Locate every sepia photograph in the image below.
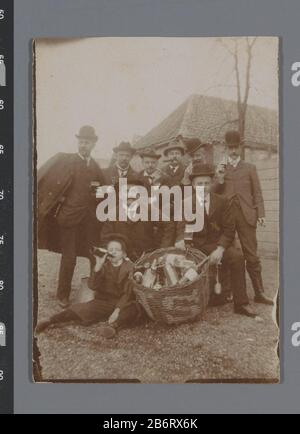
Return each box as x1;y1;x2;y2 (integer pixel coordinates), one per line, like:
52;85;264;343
33;36;279;383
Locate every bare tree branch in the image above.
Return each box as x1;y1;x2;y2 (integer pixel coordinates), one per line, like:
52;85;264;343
233;41;242;109
215;37;258;158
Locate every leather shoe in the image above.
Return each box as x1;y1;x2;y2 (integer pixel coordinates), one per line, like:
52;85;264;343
234;304;257;318
98;325;117;339
208;293;231;307
254;294;274;306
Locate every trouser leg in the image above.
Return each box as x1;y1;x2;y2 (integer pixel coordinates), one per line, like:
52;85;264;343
234;205;264;295
57;225;77;300
50;309;79;325
219;264;232;298
115;301;146;329
222;246;249;307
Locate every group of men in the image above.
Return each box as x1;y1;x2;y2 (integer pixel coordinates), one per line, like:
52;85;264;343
38;124;274;321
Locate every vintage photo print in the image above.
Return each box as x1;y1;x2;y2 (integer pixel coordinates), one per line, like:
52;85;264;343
33;37;279;383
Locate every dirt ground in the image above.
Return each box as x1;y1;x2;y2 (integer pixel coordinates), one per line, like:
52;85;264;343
35;250;279;383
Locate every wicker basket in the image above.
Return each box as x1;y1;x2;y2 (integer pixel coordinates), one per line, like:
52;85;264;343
131;247;210;325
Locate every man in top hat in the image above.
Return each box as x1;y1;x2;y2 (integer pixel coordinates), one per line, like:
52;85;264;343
138;148;161;189
104;141;138;186
38;125;105;307
159;137;186;187
213;130;273;305
182;138;207;185
175;163;257;318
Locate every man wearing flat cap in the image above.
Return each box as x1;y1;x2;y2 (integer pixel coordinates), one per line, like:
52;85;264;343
104;141;138;186
176;163;257;318
213;130;273;305
38;125;105;308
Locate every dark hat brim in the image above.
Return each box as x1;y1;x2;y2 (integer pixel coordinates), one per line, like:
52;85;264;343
139;152;161;160
113;146;136;154
189;172;215;180
189;165;215;180
76;134;98;142
163;145;185;157
225;142;242;148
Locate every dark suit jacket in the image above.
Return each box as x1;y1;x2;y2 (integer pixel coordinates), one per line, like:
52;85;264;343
176;192;235;250
159;162;185;187
88;259;134;308
103;165;138;186
212;160;265;227
138;169;161;190
37;152;104;256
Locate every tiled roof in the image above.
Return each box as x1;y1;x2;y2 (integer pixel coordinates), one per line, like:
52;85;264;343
134;94;278;150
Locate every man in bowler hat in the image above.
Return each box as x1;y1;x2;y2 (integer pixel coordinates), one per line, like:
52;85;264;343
104;141;138;186
214;130;273;305
38;125;105;308
176;163;257;318
159;137;186;187
137;148;173;248
182;138;207;185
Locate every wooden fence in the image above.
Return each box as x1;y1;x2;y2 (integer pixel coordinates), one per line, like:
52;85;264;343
255;157;279;259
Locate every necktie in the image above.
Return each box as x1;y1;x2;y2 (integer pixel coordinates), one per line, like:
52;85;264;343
204;199;209;216
202;200;209;234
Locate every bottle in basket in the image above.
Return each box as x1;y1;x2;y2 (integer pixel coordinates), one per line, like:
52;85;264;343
164;263;179;286
142;258;158;288
178;267;199;285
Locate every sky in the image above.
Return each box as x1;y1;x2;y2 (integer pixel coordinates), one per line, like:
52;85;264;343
35;37;278;166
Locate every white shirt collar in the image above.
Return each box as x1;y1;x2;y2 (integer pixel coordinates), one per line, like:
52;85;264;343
195;192;210;213
204;193;210;213
116;164;129;175
78;152;91;166
169;164;179;173
110;259;124;267
143;170;158;178
228;156;241;168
